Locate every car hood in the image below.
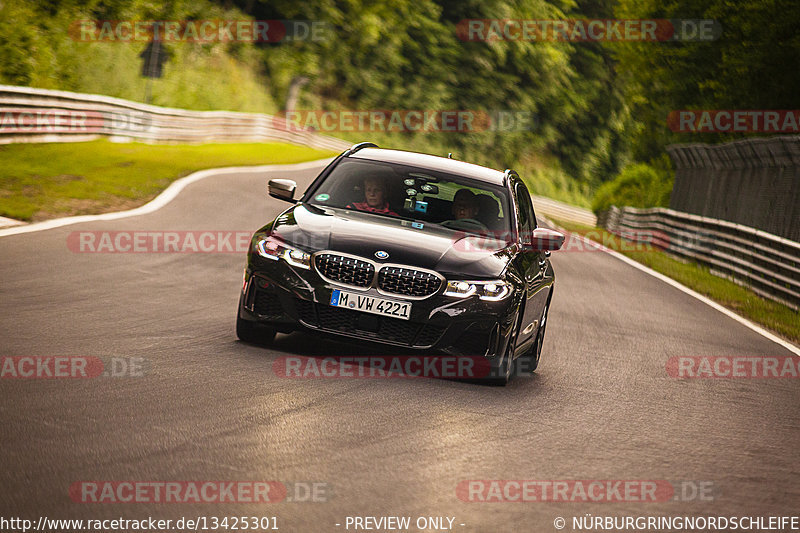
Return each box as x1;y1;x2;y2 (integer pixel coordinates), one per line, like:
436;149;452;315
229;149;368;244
265;204;515;279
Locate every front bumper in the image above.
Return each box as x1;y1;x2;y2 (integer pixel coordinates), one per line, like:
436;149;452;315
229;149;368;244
239;255;518;358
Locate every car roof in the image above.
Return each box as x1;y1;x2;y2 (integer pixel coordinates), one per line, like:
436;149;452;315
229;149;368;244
349;147;508;186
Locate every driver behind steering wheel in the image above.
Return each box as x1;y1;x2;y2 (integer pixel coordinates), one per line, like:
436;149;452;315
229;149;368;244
443;189;488;231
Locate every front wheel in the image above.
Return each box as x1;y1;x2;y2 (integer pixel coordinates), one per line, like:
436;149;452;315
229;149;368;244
519;301;550;373
486;313;521;386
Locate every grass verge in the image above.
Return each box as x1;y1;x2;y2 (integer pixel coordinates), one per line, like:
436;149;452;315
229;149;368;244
0;139;337;221
552;218;800;345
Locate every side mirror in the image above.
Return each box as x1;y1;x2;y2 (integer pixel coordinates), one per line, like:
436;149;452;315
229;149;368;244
268;179;297;202
526;228;565;251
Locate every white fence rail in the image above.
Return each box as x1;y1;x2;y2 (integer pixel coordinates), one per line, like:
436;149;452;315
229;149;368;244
532;196;597;227
599;206;800;310
0;84;351;152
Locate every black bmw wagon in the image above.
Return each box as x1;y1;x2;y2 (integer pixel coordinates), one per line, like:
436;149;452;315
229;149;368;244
236;142;565;384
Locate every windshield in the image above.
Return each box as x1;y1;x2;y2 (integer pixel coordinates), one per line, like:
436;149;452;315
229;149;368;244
306;158;512;236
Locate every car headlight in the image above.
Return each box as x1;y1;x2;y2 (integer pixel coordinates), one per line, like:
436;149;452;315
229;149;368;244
444;280;511;301
256;236;311;270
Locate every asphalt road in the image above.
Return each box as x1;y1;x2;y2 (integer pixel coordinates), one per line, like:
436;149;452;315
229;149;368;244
1;161;798;532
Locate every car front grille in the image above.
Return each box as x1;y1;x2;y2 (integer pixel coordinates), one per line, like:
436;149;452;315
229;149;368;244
378;267;442;297
314;253;442;298
314;253;374;288
294;299;445;347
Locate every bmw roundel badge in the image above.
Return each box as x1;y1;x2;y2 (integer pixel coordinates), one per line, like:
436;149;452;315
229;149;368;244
375;250;389;260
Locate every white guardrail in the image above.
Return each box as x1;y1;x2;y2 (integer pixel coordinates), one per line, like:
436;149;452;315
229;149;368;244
0;84;351;151
532;196;597;227
599;205;800;310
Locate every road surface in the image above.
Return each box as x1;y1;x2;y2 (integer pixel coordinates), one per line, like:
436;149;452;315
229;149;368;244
1;162;798;531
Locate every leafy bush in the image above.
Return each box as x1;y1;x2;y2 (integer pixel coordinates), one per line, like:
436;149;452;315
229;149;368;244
591;163;672;214
0;0;277;113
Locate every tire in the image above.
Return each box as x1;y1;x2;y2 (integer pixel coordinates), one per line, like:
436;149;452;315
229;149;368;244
236;315;277;345
486;313;520;386
518;300;550;373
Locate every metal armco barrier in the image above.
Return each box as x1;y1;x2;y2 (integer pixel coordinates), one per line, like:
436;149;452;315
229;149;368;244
599;205;800;310
532;196;597;227
0;84;351;152
667;136;800;242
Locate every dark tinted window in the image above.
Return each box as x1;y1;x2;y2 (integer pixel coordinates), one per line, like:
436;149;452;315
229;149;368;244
308;158;511;235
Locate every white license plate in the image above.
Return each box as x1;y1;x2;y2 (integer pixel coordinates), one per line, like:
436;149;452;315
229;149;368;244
329;289;411;320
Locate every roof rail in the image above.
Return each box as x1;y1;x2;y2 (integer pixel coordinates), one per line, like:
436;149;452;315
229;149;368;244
347;142;378;154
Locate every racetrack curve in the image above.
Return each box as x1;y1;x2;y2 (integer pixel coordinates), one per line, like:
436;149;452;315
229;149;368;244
1;161;798;531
